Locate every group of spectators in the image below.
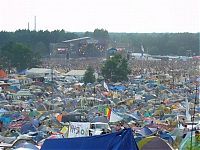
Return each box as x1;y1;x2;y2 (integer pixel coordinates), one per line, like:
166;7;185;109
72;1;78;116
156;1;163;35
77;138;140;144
41;57;199;80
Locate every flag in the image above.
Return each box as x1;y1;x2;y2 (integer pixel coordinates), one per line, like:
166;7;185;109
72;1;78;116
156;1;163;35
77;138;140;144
104;107;111;119
98;105;104;115
185;97;190;121
141;45;144;52
109;110;123;123
103;81;109;92
141;45;144;57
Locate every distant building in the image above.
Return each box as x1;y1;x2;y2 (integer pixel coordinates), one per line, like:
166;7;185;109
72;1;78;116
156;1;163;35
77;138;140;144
65;70;86;81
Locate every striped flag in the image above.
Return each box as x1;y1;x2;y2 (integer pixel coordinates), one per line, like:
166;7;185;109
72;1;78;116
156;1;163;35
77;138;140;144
104;107;111;119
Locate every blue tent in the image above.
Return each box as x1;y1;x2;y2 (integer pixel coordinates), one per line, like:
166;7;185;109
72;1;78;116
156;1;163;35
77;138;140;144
20;123;37;134
18;69;28;75
41;128;139;150
139;126;153;136
109;85;126;91
159;131;174;144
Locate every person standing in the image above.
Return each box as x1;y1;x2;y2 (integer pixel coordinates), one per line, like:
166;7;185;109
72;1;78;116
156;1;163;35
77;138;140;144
0;121;3;132
182;125;188;139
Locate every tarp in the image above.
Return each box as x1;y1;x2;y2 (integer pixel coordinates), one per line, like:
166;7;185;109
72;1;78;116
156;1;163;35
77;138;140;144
41;128;139;150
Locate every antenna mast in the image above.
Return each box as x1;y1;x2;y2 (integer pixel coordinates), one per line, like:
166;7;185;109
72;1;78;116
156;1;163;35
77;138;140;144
34;16;36;31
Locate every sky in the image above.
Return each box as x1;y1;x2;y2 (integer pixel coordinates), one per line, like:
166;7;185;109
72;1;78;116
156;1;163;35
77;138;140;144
0;0;199;33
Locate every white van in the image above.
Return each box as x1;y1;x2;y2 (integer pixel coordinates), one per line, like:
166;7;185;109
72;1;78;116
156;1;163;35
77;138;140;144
89;122;111;136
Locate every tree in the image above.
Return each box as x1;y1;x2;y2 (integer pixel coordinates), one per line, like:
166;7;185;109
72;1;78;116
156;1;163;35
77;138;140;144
93;28;109;50
101;54;131;82
83;66;95;84
0;42;41;72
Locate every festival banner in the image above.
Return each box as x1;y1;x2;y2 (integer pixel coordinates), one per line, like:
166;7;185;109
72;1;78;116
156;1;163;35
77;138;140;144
68;122;90;138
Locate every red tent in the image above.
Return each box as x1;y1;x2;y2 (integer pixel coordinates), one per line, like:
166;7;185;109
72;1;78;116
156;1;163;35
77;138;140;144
0;70;7;78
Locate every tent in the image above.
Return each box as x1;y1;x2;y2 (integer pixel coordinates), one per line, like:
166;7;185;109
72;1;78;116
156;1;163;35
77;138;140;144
41;128;139;150
20;123;37;134
138;136;174;150
14;142;39;150
0;108;8;114
109;85;126;91
91;116;109;123
139;126;153;137
159;131;174;144
0;70;7;78
18;69;28;75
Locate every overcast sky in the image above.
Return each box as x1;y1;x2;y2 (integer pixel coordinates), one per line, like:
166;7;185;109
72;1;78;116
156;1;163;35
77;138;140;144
0;0;199;33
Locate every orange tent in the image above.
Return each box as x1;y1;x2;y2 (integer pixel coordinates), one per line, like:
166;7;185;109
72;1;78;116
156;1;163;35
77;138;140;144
0;70;7;78
56;113;63;122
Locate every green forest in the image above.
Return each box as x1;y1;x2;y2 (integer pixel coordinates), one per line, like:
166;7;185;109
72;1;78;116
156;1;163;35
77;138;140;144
0;29;199;56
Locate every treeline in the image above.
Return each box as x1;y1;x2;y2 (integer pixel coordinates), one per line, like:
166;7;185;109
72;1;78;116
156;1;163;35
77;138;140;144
0;29;78;56
0;29;199;56
109;33;199;56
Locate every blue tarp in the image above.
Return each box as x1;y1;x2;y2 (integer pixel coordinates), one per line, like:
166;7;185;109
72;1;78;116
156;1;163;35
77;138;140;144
109;85;126;91
41;128;139;150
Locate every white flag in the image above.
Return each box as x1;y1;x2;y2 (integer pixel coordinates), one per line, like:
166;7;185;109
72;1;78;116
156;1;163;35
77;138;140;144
109;110;123;123
141;45;144;52
103;81;109;91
